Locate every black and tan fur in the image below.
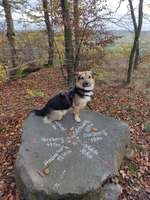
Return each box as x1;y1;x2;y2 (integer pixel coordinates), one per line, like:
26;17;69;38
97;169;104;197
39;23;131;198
34;71;95;123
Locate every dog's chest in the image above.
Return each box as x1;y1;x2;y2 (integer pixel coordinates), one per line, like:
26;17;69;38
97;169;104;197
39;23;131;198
74;92;92;108
83;96;91;102
82;91;93;102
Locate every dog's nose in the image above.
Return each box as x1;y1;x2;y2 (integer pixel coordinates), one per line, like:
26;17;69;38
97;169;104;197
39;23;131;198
83;82;90;87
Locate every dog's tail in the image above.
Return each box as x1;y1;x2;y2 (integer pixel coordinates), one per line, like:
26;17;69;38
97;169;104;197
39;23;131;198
32;106;50;117
33;109;46;116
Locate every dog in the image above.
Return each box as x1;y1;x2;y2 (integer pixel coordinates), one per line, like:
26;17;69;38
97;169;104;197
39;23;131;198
34;71;95;123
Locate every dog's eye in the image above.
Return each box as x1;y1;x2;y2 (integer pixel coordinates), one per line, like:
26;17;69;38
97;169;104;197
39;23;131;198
80;77;84;80
88;76;91;79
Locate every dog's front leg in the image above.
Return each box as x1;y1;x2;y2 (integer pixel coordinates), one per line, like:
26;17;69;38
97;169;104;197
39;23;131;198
73;106;81;122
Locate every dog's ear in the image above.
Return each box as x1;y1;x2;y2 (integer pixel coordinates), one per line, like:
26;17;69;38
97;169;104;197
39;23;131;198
90;70;96;78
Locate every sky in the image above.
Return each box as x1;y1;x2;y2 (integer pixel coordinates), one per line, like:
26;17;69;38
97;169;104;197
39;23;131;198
1;0;150;31
106;0;150;30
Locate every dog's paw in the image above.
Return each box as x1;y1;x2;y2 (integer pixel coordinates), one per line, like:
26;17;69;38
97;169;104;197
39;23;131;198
75;117;81;123
43;116;52;124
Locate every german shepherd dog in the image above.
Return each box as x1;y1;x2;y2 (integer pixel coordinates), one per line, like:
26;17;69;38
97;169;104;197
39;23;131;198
34;71;95;123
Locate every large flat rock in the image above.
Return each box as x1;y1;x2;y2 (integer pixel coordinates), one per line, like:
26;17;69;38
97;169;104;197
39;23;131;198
15;111;129;200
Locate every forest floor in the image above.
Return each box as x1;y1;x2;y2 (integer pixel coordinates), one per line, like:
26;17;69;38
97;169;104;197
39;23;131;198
0;59;150;200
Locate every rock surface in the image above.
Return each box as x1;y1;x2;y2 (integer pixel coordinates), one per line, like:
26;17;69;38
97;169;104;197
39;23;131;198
102;183;122;200
15;111;129;200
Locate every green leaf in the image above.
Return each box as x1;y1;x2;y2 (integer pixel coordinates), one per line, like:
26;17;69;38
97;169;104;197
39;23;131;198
134;144;146;152
143;122;150;132
27;89;44;98
33;90;44;97
128;161;137;174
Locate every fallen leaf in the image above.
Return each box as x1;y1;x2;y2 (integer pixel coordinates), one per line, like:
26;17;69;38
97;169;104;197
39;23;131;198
43;167;49;176
91;127;98;132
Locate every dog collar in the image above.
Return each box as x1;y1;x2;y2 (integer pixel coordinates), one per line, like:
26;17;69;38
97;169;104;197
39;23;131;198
75;87;93;93
75;87;93;98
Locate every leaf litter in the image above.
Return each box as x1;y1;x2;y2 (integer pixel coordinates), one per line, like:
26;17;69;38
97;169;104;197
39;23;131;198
0;68;149;200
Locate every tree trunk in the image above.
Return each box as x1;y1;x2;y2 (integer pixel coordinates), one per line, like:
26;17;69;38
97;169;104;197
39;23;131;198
127;37;138;84
73;0;79;68
60;0;74;86
2;0;16;77
133;39;140;70
127;0;143;84
73;0;79;51
42;0;54;66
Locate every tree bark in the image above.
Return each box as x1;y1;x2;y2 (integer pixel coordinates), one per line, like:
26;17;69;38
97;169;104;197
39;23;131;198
128;0;139;71
2;0;16;77
73;0;79;53
127;0;143;84
60;0;74;86
42;0;54;66
133;39;140;70
127;36;138;84
134;0;143;70
73;0;80;70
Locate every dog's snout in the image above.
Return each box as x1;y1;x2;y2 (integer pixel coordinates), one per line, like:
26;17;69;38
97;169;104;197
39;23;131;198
83;82;90;87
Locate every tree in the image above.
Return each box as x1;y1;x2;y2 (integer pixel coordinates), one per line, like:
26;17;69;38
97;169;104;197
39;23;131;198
2;0;17;77
127;0;144;84
73;0;107;69
73;0;80;70
60;0;74;86
60;0;107;83
128;0;140;71
42;0;54;66
73;0;79;55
